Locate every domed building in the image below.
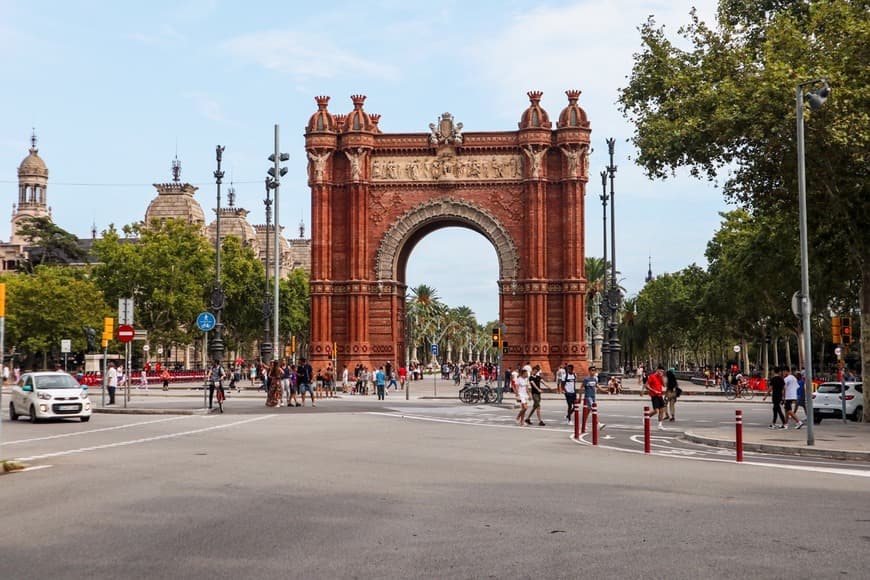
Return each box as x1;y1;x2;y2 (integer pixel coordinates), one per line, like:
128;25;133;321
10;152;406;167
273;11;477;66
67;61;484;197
143;157;206;228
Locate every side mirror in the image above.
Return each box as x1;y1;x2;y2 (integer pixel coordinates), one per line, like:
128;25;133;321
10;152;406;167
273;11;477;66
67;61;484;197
22;384;32;392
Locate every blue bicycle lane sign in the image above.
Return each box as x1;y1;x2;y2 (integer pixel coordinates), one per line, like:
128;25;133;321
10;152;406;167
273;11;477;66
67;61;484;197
196;312;216;332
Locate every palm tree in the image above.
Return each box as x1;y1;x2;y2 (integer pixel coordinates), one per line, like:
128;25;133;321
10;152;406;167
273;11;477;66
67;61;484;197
447;305;477;363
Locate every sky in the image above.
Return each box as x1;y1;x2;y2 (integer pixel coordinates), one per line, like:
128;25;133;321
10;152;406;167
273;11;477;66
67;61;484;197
0;0;728;324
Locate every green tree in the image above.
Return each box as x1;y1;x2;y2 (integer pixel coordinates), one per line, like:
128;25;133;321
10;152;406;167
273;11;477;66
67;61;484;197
90;220;212;356
15;216;88;272
220;235;268;355
4;266;110;368
619;0;868;415
278;268;310;356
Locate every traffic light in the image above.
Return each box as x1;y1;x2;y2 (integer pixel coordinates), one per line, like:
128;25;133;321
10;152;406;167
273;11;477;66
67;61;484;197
841;317;852;345
502;341;509;355
831;316;841;344
102;317;114;342
491;327;501;348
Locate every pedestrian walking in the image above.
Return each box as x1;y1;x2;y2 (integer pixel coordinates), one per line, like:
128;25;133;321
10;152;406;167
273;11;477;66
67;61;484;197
514;368;530;426
784;368;803;429
563;364;578;423
297;357;315;407
208;359;226;410
580;365;606;432
106;361;118;405
375;366;386;400
555;363;566;395
647;365;667;429
265;360;281;407
161;368;170;391
764;367;787;429
664;368;680;421
524;365;546;426
139;369;148;390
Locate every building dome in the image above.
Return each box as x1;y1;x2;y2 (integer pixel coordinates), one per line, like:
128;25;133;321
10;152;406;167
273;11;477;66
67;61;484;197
306;95;337;133
341;94;378;133
206;207;259;251
144;182;205;227
518;91;552;130
557;90;589;128
18;147;48;178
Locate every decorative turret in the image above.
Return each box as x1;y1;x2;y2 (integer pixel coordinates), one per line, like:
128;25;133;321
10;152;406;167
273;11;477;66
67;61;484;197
518;91;552;130
557;90;589;128
11;131;52;245
342;94;377;133
144;155;205;229
306;96;337;133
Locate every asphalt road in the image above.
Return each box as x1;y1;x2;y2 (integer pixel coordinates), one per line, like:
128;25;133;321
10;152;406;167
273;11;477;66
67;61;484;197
1;400;869;579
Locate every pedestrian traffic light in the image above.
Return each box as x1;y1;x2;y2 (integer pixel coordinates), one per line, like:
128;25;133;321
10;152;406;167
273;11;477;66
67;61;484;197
831;316;841;343
491;327;501;348
0;282;6;317
841;317;852;345
502;341;509;355
102;317;114;342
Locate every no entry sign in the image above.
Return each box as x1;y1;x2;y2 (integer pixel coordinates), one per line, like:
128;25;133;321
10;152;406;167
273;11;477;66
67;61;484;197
117;324;135;343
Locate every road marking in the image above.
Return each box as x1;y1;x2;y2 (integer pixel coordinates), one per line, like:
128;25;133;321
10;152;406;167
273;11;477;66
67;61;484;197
3;416;191;445
576;433;870;478
13;416;274;461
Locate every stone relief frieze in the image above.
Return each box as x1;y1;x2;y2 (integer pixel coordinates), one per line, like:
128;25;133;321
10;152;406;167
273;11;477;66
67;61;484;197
371;153;522;183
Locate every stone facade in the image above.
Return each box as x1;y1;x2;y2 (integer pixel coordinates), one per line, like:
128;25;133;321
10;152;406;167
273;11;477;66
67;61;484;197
305;91;592;377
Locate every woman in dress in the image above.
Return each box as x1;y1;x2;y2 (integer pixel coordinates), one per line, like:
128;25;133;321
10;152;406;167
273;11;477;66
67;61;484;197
514;368;530;426
266;360;281;407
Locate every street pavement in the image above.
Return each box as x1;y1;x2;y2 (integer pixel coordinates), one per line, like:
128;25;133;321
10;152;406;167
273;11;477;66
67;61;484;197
8;377;865;462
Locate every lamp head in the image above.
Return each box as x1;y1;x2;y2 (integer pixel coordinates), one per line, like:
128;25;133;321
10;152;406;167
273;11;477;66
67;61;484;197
807;80;830;111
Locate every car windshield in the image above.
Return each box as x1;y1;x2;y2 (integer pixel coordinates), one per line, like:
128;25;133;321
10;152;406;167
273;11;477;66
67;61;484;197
34;375;81;389
817;384;842;394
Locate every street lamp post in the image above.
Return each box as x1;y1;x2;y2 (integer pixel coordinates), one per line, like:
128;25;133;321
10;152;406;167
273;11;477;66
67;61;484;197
605;138;622;376
260;177;273;365
209;145;226;365
266;125;289;361
599;170;609;373
796;78;830;447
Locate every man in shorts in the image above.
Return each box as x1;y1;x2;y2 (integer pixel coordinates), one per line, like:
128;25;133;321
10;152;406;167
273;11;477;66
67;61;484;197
297;357;316;407
580;365;606;433
647;365;666;429
563;364;578;423
783;367;803;429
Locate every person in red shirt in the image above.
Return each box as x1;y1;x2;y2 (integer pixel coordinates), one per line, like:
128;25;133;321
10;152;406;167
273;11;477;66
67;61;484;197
647;365;667;429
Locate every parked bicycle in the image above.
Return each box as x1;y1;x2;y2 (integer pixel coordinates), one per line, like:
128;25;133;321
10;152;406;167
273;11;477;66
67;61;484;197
459;382;497;404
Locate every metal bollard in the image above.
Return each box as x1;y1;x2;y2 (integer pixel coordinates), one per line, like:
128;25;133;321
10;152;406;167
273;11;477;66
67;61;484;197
736;409;743;463
643;405;651;454
592;401;599;446
573;405;580;440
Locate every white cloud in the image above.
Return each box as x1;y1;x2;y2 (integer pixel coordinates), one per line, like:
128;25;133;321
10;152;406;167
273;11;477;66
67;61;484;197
222;29;399;82
129;24;186;46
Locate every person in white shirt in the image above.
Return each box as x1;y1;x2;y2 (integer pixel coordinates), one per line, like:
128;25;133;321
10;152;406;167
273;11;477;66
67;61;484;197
106;362;118;405
563;364;578;423
341;365;350;393
514;368;530;426
783;368;803;429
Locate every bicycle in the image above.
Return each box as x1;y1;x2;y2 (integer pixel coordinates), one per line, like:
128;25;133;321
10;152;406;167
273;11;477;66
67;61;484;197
724;383;755;401
214;382;226;413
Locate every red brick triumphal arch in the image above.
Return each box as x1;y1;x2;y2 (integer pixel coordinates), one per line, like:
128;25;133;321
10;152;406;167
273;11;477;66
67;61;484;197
304;91;592;377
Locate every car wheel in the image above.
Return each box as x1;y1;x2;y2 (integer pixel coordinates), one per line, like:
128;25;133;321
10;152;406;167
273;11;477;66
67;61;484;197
852;406;864;423
812;412;822;424
80;416;90;422
29;405;38;424
9;402;18;421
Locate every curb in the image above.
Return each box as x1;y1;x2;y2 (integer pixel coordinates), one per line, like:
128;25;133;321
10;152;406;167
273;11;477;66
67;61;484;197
682;431;870;462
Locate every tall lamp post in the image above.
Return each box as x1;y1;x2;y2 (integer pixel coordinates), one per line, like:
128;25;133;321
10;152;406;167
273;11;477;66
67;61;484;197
260;177;273;365
209;145;226;364
796;78;831;447
605;138;622;376
599;170;609;373
266;125;289;359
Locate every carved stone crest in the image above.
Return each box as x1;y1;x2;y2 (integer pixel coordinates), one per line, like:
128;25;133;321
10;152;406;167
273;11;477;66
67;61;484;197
428;112;464;146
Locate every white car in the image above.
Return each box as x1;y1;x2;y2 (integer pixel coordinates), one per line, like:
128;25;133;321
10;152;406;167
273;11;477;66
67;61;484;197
9;371;92;423
812;382;863;423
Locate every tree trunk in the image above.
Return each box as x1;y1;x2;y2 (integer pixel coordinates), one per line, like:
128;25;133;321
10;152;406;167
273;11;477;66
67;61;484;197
785;335;793;369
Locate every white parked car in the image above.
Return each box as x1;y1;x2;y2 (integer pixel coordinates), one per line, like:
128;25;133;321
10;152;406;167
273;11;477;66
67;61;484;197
812;382;863;423
9;371;92;423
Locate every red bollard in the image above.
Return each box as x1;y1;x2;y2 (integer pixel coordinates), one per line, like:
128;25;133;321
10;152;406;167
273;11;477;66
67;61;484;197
581;395;588;434
573;404;580;440
592;402;599;446
736;409;743;463
643;405;651;455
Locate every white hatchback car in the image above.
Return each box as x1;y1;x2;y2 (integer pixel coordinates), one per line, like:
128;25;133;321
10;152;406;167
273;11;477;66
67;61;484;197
9;371;92;423
812;382;863;423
